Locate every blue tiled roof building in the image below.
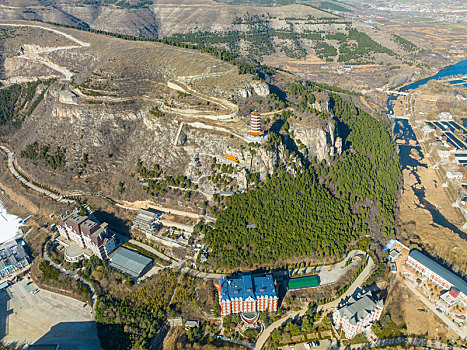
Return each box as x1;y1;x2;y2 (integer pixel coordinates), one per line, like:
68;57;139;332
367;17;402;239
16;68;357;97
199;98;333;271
219;274;278;316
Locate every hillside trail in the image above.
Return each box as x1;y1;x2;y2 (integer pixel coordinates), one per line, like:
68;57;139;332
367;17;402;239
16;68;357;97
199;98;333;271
0;23;90;81
1;23;244;122
0;24;96;168
162;79;239;120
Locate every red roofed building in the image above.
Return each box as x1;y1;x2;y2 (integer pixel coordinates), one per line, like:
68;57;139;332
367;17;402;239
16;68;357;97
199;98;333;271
407;250;467;308
57;210;116;259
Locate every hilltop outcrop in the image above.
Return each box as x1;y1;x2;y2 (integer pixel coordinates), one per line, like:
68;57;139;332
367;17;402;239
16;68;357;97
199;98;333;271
0;22;337;205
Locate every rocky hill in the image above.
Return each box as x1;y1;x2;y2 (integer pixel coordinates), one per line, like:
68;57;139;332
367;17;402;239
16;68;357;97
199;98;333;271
0;22;340;209
0;0;331;38
0;0;423;69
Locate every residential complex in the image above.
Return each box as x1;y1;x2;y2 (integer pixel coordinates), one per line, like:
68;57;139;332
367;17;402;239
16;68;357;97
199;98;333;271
0;239;29;278
333;288;384;339
406;250;467;307
57;210;116;259
132;208;162;236
219;274;278;316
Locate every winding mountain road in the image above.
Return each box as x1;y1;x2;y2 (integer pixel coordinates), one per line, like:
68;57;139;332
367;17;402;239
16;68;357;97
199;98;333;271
0;145;73;204
0;23;90;47
42;238;97;313
0;23;90;81
254;254;375;350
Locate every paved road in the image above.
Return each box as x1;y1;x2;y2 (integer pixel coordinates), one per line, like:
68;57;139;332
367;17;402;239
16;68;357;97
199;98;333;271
255;255;375;350
116;234;225;280
42;238;97;313
342;336;465;350
128;202;215;222
290;250;366;285
317;256;374;312
0;145;73;204
403;280;466;339
77;192;215;222
178;261;224;280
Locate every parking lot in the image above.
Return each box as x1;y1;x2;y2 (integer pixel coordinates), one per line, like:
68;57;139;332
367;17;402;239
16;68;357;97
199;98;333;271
279;340;331;350
0;278;101;349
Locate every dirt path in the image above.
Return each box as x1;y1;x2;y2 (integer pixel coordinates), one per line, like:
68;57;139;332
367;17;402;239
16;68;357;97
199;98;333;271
184;121;245;140
0;23;90;82
1;22;243;123
0;23;90;47
163;80;238;120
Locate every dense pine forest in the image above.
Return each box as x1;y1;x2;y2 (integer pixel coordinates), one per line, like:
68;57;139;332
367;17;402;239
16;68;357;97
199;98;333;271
320;94;401;234
203;167;363;269
204;87;401;269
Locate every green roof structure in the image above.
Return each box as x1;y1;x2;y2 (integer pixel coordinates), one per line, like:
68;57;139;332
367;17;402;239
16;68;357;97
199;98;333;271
109;247;152;279
288;275;320;290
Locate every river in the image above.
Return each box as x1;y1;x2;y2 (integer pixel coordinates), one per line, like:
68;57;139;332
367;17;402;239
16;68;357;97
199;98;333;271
390;59;467;239
0;200;23;243
400;59;467;91
388;59;467;116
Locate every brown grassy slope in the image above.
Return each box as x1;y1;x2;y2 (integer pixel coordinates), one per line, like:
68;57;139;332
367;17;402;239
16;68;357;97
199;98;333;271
0;0;332;38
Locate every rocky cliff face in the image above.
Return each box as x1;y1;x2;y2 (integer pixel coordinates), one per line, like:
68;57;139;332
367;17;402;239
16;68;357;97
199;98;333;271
291;118;338;162
236;81;270;99
0;23;338;202
312;92;330;113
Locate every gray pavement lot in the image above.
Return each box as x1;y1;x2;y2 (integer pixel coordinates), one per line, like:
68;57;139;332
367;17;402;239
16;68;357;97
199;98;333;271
279;340;330;350
1;278;101;349
290;250;365;285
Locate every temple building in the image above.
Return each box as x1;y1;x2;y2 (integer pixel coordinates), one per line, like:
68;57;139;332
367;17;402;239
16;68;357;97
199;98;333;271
244;111;267;143
219;274;278;316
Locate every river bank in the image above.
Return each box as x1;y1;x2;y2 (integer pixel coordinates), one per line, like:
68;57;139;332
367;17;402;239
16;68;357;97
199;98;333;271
396;150;467;273
391;59;467;274
399;58;467;92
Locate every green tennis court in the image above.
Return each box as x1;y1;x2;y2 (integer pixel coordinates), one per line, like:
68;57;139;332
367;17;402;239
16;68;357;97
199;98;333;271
288;275;320;290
